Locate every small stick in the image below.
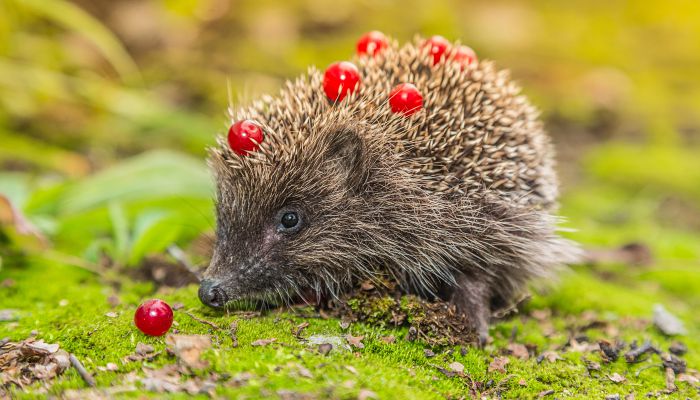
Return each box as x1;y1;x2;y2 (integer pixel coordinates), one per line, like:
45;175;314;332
624;340;659;363
184;310;221;330
230;321;239;348
69;354;96;387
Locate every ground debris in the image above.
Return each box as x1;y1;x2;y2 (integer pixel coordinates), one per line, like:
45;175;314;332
624;340;659;363
0;338;70;394
251;338;277;347
598;339;623;362
165;334;212;370
488;357;509;373
608;373;626;383
652;304;686;336
140;364;218;395
328;279;477;346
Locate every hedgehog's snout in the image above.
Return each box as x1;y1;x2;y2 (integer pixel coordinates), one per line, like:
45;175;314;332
198;279;229;308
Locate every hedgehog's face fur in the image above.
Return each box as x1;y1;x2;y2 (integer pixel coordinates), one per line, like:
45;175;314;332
200;123;392;308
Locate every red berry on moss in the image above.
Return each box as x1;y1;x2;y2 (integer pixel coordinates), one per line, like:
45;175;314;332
134;299;173;336
323;61;361;102
452;45;477;68
424;35;450;65
389;83;423;116
356;31;389;57
228;120;264;156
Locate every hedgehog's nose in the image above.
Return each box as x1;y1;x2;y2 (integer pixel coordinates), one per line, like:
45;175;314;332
198;279;228;308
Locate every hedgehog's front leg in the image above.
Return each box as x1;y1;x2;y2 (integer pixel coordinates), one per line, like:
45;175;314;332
449;272;492;347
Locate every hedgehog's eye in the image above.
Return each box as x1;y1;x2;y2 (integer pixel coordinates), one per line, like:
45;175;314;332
280;212;299;230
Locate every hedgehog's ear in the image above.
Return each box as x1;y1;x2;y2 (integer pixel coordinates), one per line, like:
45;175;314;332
322;128;367;191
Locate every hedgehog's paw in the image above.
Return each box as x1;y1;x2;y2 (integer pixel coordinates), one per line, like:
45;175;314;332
450;273;492;347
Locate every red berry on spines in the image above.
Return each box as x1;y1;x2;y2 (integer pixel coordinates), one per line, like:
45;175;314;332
356;31;389;57
389;83;423;116
452;45;477;69
134;299;173;336
228;120;264;156
423;35;450;65
323;61;361;102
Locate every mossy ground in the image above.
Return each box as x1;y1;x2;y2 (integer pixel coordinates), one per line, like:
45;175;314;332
2;144;699;399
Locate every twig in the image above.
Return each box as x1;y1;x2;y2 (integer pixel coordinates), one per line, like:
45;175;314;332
69;354;96;387
229;321;239;348
624;340;659;363
183;310;221;330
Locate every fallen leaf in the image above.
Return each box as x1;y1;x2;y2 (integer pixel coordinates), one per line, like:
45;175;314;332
251;338;277;347
488;357;509;373
507;343;529;360
380;335;396;344
165;334;212;370
358;389;378;399
0;309;18;322
608;373;626;383
345;365;358;375
318;343;333;355
105;312;118;318
540;351;563;363
538;389;554;397
518;378;527;386
653;304;686;336
677;373;699;385
448;361;464;373
292;322;310;338
298;366;313;379
424;348;436;358
345;334;365;349
135;342;155;356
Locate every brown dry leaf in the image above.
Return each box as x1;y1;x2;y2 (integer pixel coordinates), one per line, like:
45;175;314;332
318;343;333;356
298;366;313;379
0;338;69;391
345;334;365;349
251;338;277;347
0;195;48;248
292;322;310;338
0;309;18;322
424;349;436;358
677;373;699;385
448;361;465;373
358;389;378;399
380;335;396;344
538;389;554;397
540;351;563;363
507;343;529;360
135;343;155;356
608;373;626;383
165;334;212;370
345;365;359;375
488;357;509;373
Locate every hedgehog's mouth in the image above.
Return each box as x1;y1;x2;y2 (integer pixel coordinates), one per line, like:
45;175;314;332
227;286;323;310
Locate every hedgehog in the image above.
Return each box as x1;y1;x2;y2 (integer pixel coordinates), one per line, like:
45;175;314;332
198;33;580;342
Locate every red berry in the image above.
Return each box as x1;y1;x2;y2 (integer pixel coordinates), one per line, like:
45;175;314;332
134;299;173;336
323;61;361;102
228;120;264;156
389;83;423;116
423;35;450;65
356;31;389;57
452;45;477;69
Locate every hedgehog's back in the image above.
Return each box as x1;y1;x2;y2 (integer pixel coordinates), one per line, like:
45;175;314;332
232;38;558;209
